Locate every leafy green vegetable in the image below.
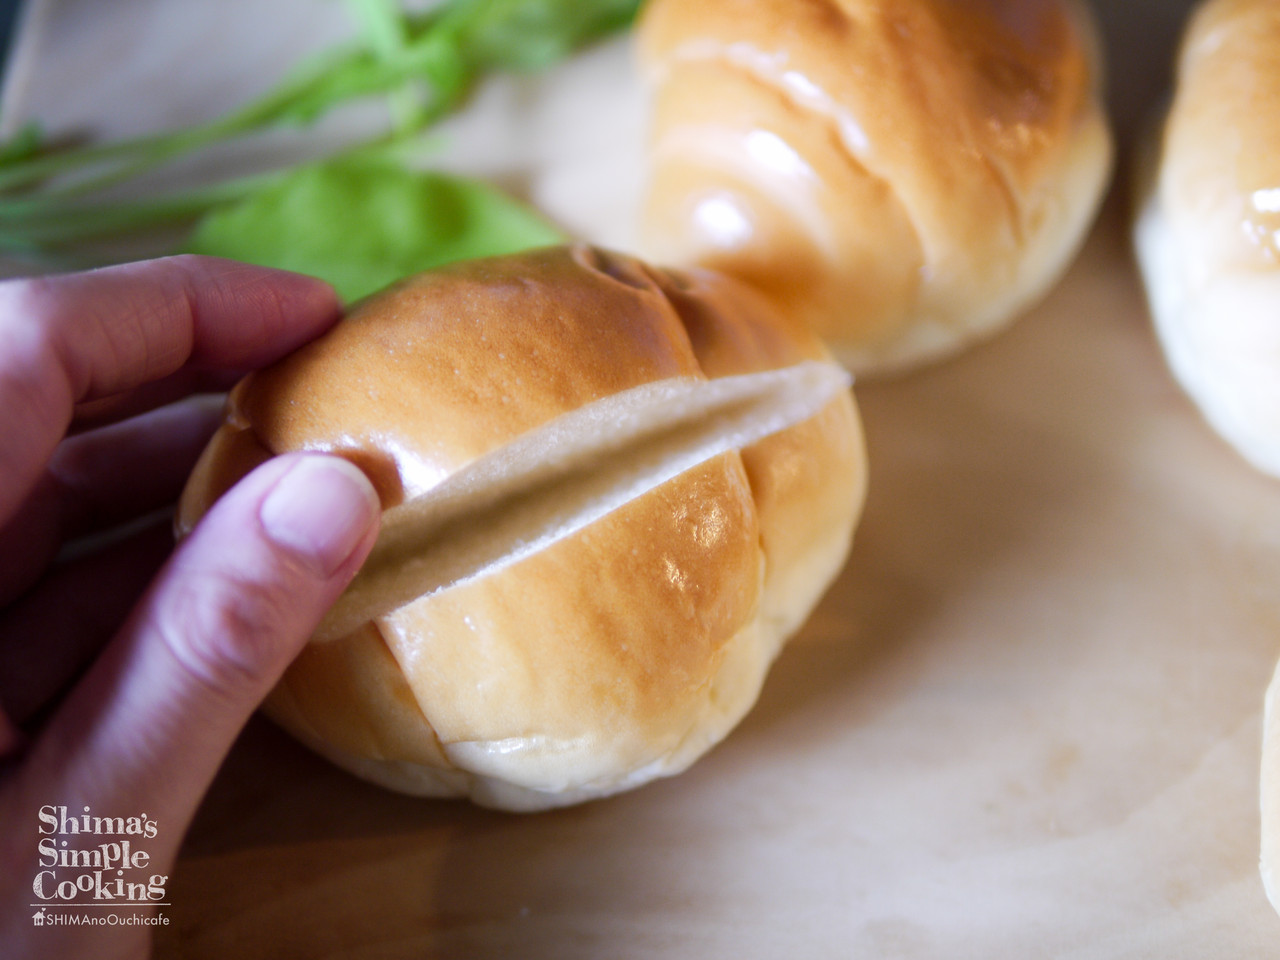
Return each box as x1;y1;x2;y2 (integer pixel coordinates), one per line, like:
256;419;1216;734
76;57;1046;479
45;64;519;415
0;122;41;167
185;156;564;302
0;0;642;269
456;0;644;71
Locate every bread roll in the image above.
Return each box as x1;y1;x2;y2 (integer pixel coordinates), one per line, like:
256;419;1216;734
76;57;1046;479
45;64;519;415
1136;3;1280;915
1263;658;1280;913
636;0;1113;374
1133;0;1280;478
177;245;866;811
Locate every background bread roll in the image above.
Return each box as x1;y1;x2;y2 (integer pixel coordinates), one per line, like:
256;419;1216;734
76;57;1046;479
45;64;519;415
1133;0;1280;479
1130;0;1280;917
177;245;866;811
1264;658;1280;914
636;0;1113;375
1145;2;1280;920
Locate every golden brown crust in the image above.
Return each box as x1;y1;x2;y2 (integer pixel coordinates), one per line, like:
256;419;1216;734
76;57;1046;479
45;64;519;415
174;411;273;534
380;454;761;794
177;245;866;809
229;246;704;503
265;622;455;775
650;266;865;635
637;0;1112;373
641;0;1091;190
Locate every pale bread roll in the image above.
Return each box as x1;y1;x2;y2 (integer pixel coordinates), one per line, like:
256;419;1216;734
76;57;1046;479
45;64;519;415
1133;0;1280;478
1131;0;1280;916
1264;657;1280;913
177;245;866;811
636;0;1113;374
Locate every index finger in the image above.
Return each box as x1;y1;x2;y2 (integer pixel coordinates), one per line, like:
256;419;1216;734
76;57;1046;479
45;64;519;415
0;254;340;523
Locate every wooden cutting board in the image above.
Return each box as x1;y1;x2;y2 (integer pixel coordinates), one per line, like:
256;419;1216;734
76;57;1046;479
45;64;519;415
8;1;1280;955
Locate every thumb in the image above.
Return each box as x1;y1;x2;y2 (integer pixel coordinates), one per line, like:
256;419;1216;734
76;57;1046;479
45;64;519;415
11;453;379;877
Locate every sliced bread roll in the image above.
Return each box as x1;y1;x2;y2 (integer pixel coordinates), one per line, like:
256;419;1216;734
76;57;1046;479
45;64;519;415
177;245;866;810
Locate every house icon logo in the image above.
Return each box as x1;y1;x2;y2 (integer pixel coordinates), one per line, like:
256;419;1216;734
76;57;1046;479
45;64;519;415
32;907;46;926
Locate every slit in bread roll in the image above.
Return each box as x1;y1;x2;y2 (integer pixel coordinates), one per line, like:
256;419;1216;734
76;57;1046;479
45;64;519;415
1133;0;1280;479
315;360;850;643
636;0;1113;375
176;244;867;811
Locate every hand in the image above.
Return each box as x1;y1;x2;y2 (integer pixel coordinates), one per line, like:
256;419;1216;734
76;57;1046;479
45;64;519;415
0;256;381;959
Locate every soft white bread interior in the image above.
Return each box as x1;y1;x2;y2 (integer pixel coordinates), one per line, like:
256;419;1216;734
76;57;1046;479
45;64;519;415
176;245;866;811
636;0;1113;375
1133;0;1280;478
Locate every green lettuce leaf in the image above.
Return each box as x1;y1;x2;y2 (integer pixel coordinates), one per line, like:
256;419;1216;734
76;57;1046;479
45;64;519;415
185;155;564;301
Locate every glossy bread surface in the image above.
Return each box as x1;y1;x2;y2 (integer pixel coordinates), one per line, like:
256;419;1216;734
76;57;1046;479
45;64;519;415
177;245;865;809
639;0;1112;372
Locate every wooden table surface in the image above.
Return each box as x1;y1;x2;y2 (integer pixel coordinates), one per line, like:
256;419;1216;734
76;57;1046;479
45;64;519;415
8;1;1280;956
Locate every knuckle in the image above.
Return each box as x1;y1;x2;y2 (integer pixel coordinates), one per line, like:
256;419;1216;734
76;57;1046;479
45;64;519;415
231;270;301;339
153;568;297;700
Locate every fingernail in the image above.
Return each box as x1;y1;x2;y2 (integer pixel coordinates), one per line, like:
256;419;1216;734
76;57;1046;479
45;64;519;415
259;456;379;578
